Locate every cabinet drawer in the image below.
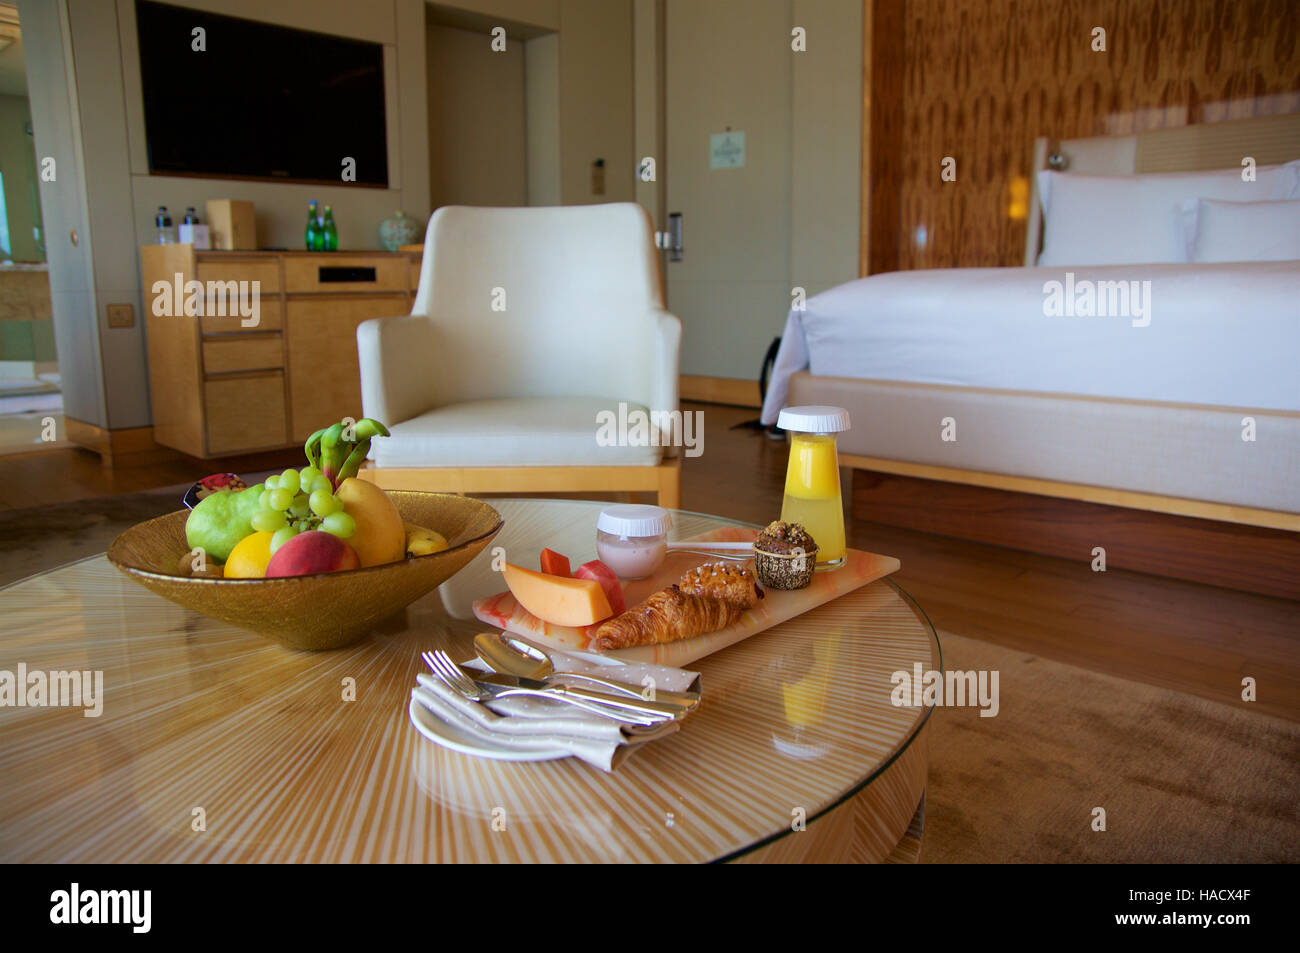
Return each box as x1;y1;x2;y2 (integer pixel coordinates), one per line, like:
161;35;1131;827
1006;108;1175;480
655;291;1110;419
196;259;280;294
204;373;287;455
284;256;409;294
200;299;282;335
202;335;284;375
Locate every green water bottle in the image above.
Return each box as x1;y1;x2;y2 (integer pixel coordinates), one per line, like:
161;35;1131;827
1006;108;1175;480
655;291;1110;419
322;205;338;251
305;200;321;251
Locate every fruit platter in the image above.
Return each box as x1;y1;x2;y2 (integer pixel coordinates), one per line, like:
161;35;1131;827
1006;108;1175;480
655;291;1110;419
107;418;503;650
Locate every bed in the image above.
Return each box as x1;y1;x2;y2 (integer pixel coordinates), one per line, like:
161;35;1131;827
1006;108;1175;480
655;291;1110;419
760;113;1300;597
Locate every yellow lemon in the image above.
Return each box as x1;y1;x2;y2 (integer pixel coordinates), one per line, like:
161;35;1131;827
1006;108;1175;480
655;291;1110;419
224;531;276;578
335;478;407;567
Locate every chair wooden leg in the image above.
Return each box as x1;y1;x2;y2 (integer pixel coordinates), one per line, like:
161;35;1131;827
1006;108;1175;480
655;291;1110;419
656;461;682;510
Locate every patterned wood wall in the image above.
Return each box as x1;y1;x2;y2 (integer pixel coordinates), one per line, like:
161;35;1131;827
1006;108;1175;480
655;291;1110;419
862;0;1300;272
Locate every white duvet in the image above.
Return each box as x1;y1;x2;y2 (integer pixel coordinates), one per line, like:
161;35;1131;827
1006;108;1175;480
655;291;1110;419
760;261;1300;423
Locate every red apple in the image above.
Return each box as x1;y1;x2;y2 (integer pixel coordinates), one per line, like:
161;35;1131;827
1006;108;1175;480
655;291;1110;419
574;560;626;615
265;531;361;578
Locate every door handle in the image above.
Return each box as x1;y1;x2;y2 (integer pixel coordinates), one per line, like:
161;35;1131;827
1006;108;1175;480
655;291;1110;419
656;212;683;262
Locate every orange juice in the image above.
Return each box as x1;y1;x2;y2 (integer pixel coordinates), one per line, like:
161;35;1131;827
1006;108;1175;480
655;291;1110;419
780;433;846;567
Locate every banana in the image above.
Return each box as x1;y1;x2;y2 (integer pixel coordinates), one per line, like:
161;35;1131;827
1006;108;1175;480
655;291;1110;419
318;422;346;484
404;522;448;556
303;427;327;470
352;418;391;441
337;439;373;484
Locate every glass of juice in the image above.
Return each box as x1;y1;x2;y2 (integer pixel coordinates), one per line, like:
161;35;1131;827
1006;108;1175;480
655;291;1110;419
777;406;851;570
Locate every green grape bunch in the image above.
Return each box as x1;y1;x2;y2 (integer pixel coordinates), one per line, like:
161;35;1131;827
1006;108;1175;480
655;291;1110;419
252;466;357;554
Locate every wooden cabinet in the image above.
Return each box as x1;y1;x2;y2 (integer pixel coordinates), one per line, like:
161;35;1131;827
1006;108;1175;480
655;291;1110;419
140;245;418;458
285;295;408;442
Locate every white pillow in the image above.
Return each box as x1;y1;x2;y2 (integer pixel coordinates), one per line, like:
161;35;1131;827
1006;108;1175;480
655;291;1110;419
1178;197;1300;262
1037;160;1300;266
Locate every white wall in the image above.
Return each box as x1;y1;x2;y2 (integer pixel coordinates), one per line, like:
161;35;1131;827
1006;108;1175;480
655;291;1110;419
524;32;561;206
427;22;528;207
791;0;861;297
652;0;861;381
556;0;635;206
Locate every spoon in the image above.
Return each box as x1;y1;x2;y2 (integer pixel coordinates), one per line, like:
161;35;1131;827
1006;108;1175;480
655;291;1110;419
473;632;700;711
664;541;754;562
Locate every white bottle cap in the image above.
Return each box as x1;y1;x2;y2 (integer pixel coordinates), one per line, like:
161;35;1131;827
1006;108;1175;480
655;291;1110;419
776;405;851;433
597;504;673;538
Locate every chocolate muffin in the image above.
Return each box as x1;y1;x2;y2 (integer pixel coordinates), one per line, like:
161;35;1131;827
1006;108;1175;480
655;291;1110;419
753;521;818;589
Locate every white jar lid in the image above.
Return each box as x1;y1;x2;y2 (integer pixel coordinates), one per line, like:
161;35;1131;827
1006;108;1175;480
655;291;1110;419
777;405;851;433
597;504;672;537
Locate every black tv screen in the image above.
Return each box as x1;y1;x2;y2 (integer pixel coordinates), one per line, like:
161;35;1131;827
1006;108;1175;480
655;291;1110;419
136;0;388;187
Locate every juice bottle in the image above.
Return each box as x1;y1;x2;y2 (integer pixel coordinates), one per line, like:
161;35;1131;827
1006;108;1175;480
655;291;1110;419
777;406;851;570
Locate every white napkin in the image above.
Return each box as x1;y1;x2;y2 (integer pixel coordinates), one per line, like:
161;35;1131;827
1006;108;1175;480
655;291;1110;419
411;643;701;772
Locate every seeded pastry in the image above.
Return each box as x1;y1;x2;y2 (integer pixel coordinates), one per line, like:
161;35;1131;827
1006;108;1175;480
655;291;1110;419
677;562;763;606
592;563;763;651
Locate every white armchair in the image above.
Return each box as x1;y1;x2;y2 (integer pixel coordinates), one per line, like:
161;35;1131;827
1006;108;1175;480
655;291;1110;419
356;202;683;507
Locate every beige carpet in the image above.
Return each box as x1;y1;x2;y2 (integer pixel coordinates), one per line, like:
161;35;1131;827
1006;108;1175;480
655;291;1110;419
923;631;1299;863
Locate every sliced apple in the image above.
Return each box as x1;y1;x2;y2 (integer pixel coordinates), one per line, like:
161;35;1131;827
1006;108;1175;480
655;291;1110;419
574;560;626;615
502;562;614;627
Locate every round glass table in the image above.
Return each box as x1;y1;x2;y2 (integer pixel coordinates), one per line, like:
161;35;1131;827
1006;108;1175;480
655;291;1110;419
0;499;940;863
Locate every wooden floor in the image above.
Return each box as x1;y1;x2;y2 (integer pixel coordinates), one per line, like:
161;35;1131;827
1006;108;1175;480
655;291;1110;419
3;401;1297;720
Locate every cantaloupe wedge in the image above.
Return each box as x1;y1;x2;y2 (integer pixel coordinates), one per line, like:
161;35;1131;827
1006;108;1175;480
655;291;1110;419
502;562;614;627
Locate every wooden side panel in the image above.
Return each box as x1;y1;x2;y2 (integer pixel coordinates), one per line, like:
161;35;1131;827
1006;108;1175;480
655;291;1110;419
866;0;1300;270
285;294;409;441
851;468;1300;600
860;0;905;276
140;243;203;456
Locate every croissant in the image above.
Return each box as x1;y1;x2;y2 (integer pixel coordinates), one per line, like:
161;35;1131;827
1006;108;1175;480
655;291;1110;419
592;585;748;651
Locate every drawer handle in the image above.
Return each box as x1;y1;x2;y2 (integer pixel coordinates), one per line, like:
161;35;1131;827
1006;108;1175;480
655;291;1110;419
318;266;377;283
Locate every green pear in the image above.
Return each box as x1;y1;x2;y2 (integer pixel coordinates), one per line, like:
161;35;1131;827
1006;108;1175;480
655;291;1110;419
184;483;265;562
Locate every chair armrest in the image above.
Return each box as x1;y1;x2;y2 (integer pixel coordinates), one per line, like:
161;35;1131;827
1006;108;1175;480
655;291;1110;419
647;308;683;457
357;313;439;426
649;308;682;417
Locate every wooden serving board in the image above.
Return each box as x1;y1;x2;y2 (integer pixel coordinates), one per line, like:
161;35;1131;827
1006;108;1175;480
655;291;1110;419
472;526;901;667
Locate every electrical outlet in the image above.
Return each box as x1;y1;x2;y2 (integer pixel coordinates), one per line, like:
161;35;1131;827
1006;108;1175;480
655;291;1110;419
107;303;135;328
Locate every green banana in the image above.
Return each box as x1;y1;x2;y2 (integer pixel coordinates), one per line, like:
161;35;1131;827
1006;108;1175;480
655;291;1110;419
337;439;373;484
302;417;390;488
303;427;327;470
319;422;346;488
351;418;390;441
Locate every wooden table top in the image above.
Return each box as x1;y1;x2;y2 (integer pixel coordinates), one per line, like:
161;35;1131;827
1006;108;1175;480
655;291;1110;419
0;499;938;863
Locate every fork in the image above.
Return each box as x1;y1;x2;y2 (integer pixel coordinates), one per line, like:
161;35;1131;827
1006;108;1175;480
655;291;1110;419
421;650;668;727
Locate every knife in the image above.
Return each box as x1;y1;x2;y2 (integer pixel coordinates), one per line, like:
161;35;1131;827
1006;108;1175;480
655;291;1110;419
469;670;690;721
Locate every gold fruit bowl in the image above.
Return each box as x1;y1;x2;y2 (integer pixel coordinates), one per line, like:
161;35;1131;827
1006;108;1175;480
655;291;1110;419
107;491;503;651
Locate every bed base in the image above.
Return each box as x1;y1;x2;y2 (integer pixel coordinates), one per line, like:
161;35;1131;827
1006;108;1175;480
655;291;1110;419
848;462;1300;601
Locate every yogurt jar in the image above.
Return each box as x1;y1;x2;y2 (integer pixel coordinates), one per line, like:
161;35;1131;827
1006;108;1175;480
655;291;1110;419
596;504;672;579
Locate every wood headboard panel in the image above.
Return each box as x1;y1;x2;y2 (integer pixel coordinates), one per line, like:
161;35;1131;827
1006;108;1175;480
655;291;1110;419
1023;112;1300;266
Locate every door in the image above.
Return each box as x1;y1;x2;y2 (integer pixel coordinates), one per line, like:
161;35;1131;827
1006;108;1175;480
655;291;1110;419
662;0;793;386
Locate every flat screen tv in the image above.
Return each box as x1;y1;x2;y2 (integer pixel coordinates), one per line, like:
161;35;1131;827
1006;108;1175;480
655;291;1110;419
135;0;389;187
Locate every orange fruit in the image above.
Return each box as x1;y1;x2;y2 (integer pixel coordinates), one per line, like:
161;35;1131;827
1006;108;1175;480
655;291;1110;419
224;531;276;578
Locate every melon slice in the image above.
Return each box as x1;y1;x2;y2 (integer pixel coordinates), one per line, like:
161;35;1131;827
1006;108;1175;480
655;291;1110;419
502;562;614;627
